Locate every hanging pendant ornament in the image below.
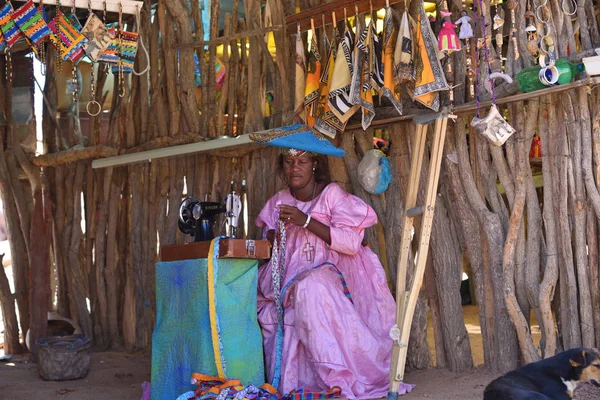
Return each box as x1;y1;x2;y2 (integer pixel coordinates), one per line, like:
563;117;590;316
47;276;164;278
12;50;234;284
525;0;538;57
472;0;516;146
507;0;519;61
493;0;504;66
119;3;125;97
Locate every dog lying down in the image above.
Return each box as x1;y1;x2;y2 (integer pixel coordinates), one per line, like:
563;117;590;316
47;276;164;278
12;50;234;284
484;348;600;400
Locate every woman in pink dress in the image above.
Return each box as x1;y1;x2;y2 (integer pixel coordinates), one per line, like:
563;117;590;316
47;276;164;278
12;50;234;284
251;127;412;399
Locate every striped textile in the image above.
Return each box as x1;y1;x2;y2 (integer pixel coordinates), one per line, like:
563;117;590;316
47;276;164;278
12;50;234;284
0;3;23;49
302;28;321;127
327;24;358;124
283;387;342;400
98;27;118;64
110;30;138;74
12;0;50;46
370;30;384;92
381;7;403;115
207;237;227;379
48;12;88;63
0;33;5;52
294;32;307;123
350;22;376;130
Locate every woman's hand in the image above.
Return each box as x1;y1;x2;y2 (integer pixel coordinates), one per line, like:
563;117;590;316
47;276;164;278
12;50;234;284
278;205;307;227
266;229;275;245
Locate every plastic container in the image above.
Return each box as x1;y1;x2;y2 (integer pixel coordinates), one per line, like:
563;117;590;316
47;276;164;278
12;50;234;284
583;56;600;76
516;59;584;92
36;334;91;381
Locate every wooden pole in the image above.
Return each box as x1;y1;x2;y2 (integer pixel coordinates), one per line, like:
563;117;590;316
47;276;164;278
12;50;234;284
389;114;448;398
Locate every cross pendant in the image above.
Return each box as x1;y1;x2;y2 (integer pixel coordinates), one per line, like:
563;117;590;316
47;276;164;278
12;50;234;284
303;242;315;262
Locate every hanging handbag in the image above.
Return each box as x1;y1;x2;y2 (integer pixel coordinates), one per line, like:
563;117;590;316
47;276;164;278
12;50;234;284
48;11;88;63
11;0;51;46
0;2;23;49
111;29;138;74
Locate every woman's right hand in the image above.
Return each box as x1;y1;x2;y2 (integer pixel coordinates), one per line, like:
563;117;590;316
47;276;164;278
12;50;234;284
266;229;275;245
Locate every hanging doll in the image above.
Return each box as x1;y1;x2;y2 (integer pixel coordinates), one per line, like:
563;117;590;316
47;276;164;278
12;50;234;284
455;10;473;40
438;21;461;52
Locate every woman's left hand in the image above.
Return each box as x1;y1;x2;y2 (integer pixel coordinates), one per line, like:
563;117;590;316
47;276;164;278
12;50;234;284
278;205;307;227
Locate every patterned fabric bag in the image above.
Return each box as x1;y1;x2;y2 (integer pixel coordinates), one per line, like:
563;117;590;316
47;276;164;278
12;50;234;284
0;34;5;52
80;13;113;61
110;30;138;74
12;0;51;46
0;3;23;48
98;27;117;64
48;11;88;63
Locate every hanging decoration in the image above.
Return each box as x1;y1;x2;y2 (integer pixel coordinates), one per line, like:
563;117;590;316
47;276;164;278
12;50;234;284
350;6;378;131
0;2;24;49
12;0;51;46
530;133;542;158
314;13;341;138
455;10;473;40
303;19;321;128
294;23;307;123
408;1;449;111
438;20;460;52
394;10;413;84
48;11;88;63
507;0;519;61
327;13;358;125
471;0;516;146
80;0;114;62
382;6;402;115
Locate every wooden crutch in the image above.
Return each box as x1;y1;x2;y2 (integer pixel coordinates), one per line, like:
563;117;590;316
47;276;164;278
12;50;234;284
388;111;449;400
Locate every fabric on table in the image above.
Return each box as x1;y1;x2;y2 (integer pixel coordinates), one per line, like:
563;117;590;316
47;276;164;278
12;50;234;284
151;258;264;400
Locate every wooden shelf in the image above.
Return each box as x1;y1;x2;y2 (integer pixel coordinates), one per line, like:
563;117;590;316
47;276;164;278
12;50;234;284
347;76;600;129
286;0;404;33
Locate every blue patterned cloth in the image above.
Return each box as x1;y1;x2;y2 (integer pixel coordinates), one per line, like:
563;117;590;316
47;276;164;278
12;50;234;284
151;258;265;400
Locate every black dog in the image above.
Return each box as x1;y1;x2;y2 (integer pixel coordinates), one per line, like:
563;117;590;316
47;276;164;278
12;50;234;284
484;348;600;400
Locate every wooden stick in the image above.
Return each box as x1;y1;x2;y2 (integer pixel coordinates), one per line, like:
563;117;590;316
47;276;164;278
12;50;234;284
31;134;206;167
389;123;427;391
390;115;448;395
287;0;402;32
175;26;283;49
347;77;600;130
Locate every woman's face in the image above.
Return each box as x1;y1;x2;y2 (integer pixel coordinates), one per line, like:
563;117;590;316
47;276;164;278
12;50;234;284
283;154;317;189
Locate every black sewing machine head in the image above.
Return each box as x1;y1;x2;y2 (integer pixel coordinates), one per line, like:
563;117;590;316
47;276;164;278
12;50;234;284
178;197;226;242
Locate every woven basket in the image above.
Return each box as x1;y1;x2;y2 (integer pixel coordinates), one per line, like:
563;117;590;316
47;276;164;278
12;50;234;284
36;334;91;381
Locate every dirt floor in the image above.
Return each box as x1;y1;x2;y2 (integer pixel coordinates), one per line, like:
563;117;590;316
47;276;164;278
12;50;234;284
1;351;599;400
1;266;599;400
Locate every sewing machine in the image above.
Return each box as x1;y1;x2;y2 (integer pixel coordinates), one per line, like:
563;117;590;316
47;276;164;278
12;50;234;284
162;181;270;261
178;181;243;242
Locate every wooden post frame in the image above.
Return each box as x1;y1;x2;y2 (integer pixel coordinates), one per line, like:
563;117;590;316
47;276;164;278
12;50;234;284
388;112;449;399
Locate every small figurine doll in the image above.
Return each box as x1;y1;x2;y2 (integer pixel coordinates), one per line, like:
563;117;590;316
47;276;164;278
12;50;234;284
455;10;474;40
438;21;461;52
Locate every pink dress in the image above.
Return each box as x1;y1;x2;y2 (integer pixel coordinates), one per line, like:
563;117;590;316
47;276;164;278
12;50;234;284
256;183;410;399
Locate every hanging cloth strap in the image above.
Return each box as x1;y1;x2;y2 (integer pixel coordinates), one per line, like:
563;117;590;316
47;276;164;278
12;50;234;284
132;5;149;76
207;237;228;379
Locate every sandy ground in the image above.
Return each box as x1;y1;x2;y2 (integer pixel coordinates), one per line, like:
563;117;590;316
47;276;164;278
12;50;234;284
1;351;599;400
1;262;599;399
